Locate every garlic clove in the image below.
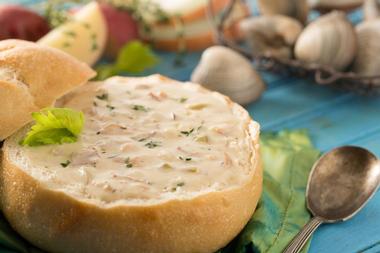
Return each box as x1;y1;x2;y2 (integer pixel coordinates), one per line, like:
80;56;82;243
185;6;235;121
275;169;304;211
308;0;364;11
352;20;380;76
257;0;309;24
191;46;266;105
239;15;303;59
363;0;380;21
294;11;357;71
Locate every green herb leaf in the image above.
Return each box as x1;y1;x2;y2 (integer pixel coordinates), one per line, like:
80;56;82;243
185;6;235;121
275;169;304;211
95;41;159;80
95;65;119;82
20;108;84;147
115;41;159;72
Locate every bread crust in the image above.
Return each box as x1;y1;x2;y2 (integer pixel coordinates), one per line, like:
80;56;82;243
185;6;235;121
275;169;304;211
1;75;262;253
0;39;96;140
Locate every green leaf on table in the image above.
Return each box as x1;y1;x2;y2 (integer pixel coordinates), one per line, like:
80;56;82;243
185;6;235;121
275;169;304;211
95;41;159;80
221;130;320;253
20;108;84;147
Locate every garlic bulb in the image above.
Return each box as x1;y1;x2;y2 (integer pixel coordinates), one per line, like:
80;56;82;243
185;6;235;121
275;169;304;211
294;11;357;71
352;20;380;76
239;15;303;59
308;0;364;11
191;46;265;105
257;0;309;24
363;0;380;20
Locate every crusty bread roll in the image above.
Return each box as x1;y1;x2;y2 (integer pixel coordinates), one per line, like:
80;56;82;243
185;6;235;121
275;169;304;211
1;75;262;253
0;39;96;140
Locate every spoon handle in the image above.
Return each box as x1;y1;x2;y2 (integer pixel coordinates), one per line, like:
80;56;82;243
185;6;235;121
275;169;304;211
283;216;323;253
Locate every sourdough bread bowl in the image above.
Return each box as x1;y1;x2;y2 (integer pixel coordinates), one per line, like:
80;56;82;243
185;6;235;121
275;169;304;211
0;39;95;140
1;73;262;253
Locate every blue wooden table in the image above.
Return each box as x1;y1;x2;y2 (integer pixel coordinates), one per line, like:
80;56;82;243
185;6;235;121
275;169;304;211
4;0;380;252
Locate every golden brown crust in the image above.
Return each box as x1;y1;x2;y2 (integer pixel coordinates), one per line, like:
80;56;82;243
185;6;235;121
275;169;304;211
1;75;262;253
0;39;96;140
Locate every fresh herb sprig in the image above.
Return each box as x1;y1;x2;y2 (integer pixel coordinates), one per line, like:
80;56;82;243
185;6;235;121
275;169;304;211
20;108;85;147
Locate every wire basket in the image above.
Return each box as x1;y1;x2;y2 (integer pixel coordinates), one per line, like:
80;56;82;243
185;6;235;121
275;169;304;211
207;0;380;95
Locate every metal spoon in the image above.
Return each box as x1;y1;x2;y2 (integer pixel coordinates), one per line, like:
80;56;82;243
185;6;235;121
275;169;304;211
283;146;380;253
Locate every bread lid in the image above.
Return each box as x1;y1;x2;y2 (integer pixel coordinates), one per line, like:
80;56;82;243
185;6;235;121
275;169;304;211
0;39;96;140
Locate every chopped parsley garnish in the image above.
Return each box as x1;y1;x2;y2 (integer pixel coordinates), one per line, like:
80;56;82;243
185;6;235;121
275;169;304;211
125;157;133;168
179;97;188;103
132;104;149;112
177;182;185;187
91;42;98;52
138;138;147;142
178;156;192;161
96;93;108;100
171;182;185;192
64;30;76;37
62;42;71;48
60;160;71;168
106;105;115;110
145;140;161;149
180;128;194;136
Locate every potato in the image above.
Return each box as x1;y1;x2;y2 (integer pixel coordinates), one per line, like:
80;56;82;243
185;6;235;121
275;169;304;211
0;4;50;41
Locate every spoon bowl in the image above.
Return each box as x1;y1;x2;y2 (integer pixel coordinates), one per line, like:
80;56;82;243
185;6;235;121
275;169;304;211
307;146;380;222
284;146;380;253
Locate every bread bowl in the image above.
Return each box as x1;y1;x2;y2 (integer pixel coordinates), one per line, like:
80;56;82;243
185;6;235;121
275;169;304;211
1;74;262;253
0;39;95;140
